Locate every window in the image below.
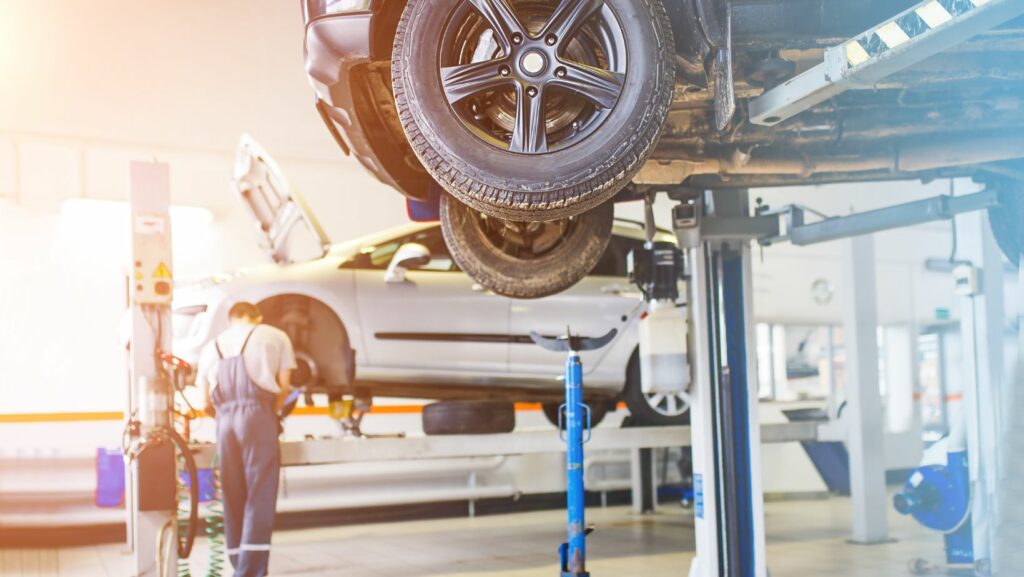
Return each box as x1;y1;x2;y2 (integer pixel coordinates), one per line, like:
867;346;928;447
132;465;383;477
341;226;457;272
590;234;646;277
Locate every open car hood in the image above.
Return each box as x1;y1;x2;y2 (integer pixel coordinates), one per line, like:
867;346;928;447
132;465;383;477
234;134;331;264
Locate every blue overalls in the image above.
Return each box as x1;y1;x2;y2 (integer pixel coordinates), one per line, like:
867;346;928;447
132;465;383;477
212;326;280;577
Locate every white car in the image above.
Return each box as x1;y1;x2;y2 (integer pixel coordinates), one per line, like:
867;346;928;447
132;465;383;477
173;138;689;431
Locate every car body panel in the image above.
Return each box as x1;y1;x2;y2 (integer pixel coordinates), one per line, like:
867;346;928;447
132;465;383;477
172;222;660;398
304;11;432;199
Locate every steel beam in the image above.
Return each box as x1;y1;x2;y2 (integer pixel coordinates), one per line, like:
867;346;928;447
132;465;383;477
749;0;1024;126
190;422;820;469
784;189;999;246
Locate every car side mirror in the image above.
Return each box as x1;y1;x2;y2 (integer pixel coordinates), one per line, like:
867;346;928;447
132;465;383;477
384;242;431;283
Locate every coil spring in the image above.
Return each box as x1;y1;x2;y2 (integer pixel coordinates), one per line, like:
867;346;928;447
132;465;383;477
206;458;226;577
174;454;226;577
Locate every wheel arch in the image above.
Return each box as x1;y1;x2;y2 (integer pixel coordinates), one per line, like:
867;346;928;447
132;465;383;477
255;292;357;390
370;0;409;61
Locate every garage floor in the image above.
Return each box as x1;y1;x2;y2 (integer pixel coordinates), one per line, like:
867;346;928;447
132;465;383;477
2;497;942;577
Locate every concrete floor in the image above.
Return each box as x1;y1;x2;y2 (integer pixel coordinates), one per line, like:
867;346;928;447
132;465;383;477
1;496;943;577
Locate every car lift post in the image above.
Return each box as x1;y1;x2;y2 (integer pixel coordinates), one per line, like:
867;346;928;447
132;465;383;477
954;208;1007;572
676;190;768;577
126;162;177;577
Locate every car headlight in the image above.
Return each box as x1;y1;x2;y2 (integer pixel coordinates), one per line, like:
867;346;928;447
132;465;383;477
304;0;372;21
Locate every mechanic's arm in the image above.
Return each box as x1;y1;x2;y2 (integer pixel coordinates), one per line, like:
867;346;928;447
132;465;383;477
275;369;292;414
201;379;216;418
196;347;216;418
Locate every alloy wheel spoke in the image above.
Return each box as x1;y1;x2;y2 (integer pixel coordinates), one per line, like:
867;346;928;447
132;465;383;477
440;59;513;103
550;60;624;109
543;0;605;46
509;84;547;154
647;393;666;408
666;395;678;414
468;0;526;54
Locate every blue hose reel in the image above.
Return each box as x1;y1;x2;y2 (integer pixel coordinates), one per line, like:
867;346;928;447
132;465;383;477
893;449;974;570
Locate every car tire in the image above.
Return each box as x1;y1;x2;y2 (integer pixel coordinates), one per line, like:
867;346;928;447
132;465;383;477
440;195;614;299
622;351;691;426
541;401;610;430
392;0;675;221
422;400;516;435
987;179;1023;268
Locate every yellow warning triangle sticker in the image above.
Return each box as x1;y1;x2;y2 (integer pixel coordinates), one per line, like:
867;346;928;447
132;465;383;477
153;262;172;279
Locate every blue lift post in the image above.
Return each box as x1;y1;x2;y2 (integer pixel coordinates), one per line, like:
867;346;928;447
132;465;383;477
681;190;768;577
531;328;618;577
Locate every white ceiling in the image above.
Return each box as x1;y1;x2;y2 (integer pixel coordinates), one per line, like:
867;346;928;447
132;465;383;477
0;0;339;162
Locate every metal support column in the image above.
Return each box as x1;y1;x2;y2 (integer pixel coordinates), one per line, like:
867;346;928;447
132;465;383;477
687;190;767;577
630;448;657;514
127;162;176;577
956;209;1006;570
840;234;889;544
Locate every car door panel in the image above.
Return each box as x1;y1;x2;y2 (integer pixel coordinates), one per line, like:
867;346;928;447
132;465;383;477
508;233;645;382
353;227;510;374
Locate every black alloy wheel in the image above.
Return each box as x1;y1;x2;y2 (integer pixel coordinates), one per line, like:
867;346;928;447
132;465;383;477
393;0;675;221
438;0;628;155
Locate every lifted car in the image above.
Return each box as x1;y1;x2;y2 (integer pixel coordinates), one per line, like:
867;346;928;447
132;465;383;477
173;137;690;430
303;0;1024;297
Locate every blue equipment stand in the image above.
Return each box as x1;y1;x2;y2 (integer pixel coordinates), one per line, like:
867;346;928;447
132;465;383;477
531;329;618;577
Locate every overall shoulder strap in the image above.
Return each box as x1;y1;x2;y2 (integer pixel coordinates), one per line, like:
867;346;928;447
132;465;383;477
214;338;224;359
239;325;260;355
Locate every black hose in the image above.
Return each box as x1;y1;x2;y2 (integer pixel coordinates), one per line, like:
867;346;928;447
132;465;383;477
167;429;199;559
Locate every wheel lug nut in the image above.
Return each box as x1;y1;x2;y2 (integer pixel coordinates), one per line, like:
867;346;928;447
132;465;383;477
555;67;567;78
512;33;523;45
526;87;538;97
546;34;557;46
499;66;510;76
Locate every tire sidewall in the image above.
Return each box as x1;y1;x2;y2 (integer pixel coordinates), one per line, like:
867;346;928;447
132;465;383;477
397;0;671;206
440;195;614;298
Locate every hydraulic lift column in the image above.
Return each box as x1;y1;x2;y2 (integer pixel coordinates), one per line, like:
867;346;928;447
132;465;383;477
680;190;767;577
126;162;177;577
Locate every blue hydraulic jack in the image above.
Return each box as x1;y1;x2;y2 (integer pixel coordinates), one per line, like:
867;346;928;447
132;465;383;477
531;327;618;577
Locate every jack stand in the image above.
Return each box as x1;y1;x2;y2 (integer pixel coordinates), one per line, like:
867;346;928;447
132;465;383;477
328;395;370;437
531;328;618;577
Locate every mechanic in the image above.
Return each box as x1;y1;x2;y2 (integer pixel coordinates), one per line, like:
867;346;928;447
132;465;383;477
198;301;296;577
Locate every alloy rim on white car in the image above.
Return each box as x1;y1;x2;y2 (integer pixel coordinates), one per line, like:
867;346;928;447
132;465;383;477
644;390;691;417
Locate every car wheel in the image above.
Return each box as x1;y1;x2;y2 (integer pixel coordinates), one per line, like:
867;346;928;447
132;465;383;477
392;0;675;221
422;400;516;435
622;351;691;426
542;401;610;430
987;179;1023;268
441;194;613;298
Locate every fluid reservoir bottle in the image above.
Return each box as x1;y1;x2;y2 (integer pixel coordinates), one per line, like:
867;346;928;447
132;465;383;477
638;299;690;394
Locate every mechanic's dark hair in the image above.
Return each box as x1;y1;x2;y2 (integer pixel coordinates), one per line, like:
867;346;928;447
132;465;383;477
228;301;262;320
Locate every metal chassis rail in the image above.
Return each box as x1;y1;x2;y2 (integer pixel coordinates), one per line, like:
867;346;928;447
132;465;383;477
749;0;1024;126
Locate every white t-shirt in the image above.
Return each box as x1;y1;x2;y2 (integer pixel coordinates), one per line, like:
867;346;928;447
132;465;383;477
196;323;297;395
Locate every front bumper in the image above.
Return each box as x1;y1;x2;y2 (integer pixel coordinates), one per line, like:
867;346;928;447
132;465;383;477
304;12;432;200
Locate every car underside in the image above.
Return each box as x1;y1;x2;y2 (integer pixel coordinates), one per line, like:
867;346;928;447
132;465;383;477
304;0;1024;298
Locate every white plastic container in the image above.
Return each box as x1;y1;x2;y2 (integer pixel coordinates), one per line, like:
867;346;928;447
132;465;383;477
638;300;691;394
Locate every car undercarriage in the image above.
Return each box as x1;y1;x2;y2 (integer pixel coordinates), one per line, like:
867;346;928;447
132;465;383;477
304;0;1024;298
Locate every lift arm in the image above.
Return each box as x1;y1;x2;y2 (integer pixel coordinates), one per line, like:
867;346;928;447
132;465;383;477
749;0;1024;126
